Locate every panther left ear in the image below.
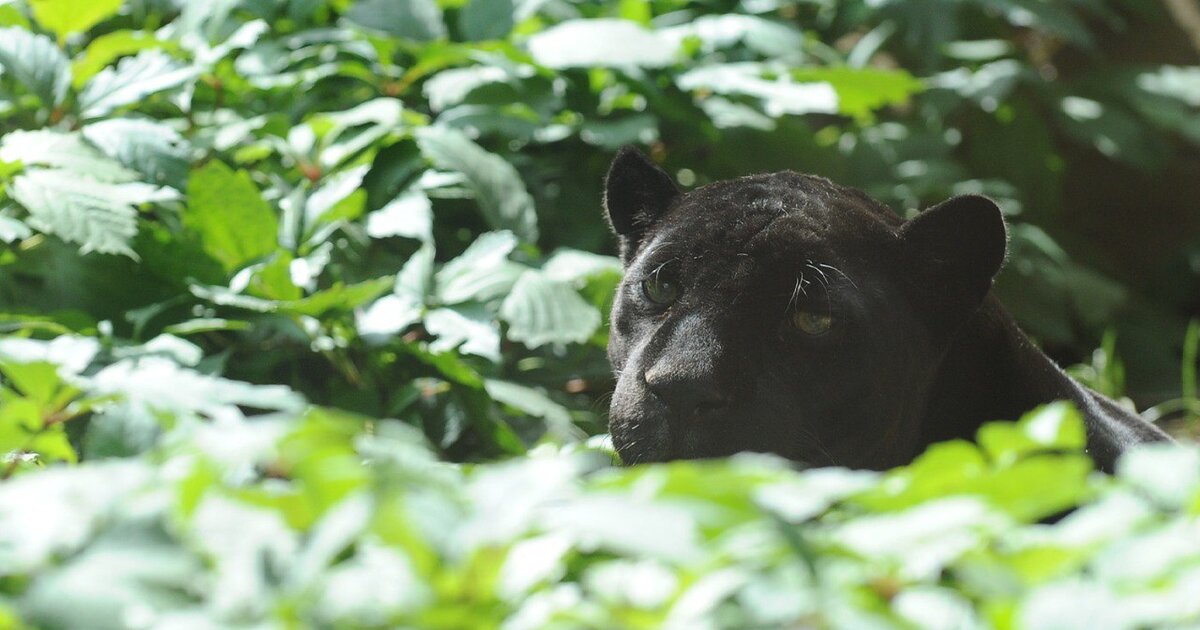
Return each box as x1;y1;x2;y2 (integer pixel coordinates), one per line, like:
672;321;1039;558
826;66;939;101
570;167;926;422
899;194;1008;331
604;146;679;263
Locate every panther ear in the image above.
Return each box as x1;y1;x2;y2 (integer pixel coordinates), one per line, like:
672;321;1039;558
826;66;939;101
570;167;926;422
899;194;1008;332
604;146;679;263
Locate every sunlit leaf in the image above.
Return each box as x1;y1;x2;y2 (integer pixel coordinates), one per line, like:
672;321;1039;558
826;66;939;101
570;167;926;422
78;50;197;119
528;19;679;69
184;160;279;273
0;26;70;107
83;118;191;189
500;270;602;348
415;126;538;243
28;0;123;39
10;169;178;257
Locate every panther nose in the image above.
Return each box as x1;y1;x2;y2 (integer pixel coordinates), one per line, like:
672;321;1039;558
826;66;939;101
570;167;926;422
644;368;730;418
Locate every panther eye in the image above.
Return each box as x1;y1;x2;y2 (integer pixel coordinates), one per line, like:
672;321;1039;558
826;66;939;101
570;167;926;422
641;271;679;306
791;309;833;335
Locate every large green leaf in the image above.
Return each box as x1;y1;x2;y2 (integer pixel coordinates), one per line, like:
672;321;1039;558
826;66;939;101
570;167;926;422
10;169;178;257
70;30;167;87
77;50;197;119
0;26;70;107
527;19;679;69
499;270;602;348
677;63;839;117
28;0;123;38
435;231;522;304
184;161;279;274
345;0;445;41
791;67;923;121
415;126;538;243
0;129;137;182
82;118;191;190
460;0;514;41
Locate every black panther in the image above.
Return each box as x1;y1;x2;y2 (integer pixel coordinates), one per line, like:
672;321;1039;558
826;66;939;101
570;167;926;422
603;147;1170;472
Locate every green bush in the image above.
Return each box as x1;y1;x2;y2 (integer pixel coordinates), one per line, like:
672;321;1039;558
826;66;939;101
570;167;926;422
1;1;1199;627
1;348;1199;629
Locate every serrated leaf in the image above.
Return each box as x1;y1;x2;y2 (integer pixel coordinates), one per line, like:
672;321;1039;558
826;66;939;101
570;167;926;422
426;305;501;362
185;160;279;273
500;270;602;348
0;129;138;182
10;169;178;257
29;0;123;38
83;118;191;189
0;26;70;107
415;126;538;243
435;231;520;304
527;19;679;69
78;50;197;119
71;30;166;87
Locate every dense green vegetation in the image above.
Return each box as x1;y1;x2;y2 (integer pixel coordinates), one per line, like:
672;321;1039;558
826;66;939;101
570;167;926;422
0;0;1198;627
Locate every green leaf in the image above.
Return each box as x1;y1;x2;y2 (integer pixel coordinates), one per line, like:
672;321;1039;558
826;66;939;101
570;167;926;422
184;160;279;274
500;270;602;348
460;0;514;41
345;0;446;41
423;65;511;113
661;14;804;60
89;357;305;417
282;277;395;317
0;360;68;406
977;402;1087;464
415;126;538;243
791;67;923;122
71;30;166;87
83;118;191;189
677;64;839;117
426;305;501;362
0;209;32;243
483;379;576;438
29;0;123;39
78;50;197;119
435;231;522;304
0;26;71;107
0;460;152;573
527;19;679;69
10;169;179;257
365;188;433;241
0;129;138;182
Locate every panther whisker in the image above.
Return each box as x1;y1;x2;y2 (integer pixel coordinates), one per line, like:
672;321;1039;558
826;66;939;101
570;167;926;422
817;262;858;290
806;261;830;289
787;275;807;312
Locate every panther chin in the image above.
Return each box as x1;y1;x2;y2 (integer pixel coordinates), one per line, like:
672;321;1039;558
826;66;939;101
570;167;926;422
601;146;1170;472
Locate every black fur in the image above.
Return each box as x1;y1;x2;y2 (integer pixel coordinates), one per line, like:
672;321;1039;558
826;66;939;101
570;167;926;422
603;148;1170;472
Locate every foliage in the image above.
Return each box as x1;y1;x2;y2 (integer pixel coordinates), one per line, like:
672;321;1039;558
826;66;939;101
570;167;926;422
2;352;1200;628
0;0;1197;458
0;0;1199;626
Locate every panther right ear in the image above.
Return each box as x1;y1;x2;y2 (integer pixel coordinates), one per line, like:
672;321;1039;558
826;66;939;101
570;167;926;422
604;146;679;263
